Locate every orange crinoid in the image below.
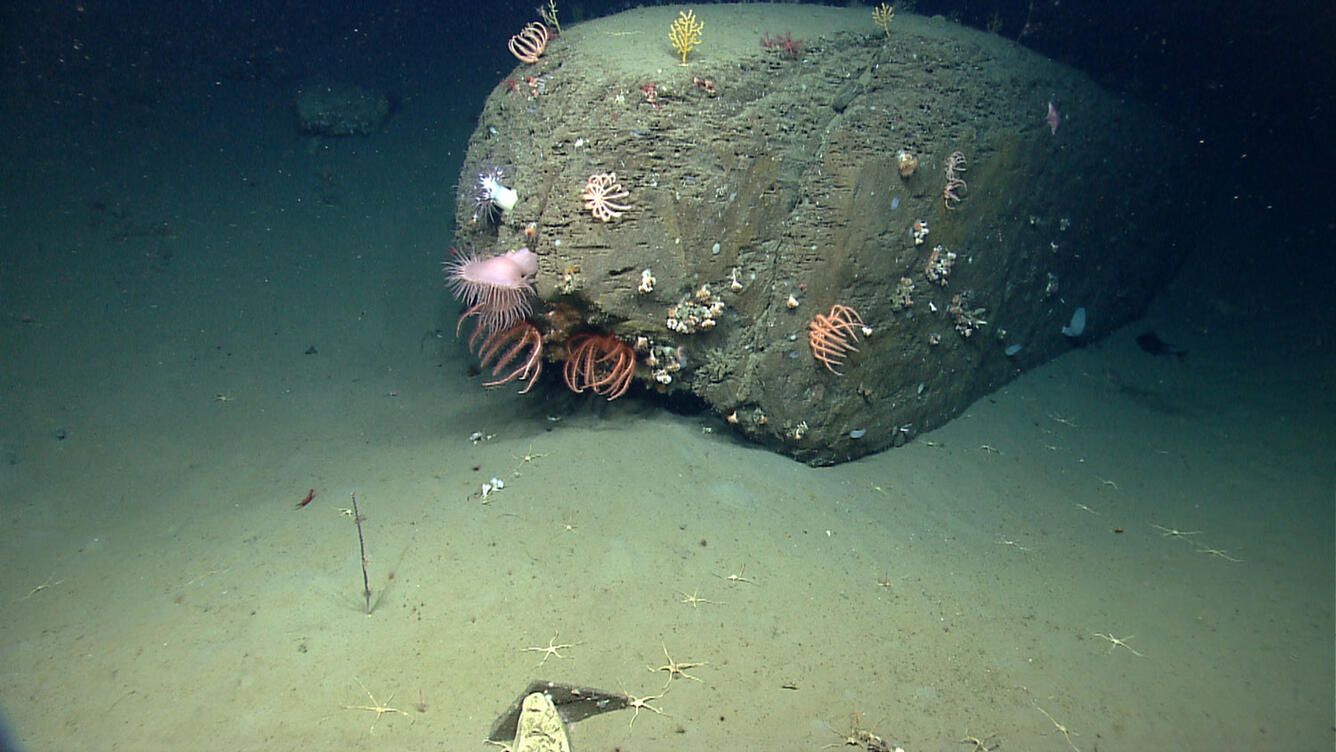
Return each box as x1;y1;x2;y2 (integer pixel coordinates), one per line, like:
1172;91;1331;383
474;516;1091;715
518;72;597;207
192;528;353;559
474;320;544;394
563;333;636;400
808;304;865;375
508;22;550;64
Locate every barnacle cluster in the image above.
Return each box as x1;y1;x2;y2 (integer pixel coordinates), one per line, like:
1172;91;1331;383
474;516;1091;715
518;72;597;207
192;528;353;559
645;343;686;385
891;276;916;311
667;284;726;334
558;264;582;295
790;420;809;441
912;219;930;245
896;149;919;178
1043;272;1060;299
948;292;988;338
925;244;956;286
729;267;744;292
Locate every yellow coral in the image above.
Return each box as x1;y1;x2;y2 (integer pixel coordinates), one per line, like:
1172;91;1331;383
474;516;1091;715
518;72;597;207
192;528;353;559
872;3;894;39
668;9;703;65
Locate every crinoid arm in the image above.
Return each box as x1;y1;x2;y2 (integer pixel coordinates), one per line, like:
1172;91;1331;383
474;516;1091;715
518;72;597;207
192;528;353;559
808;305;865;375
477;322;544;393
563;333;636;400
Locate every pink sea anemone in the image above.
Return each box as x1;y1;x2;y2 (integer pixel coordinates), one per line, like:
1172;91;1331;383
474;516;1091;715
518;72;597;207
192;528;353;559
446;247;538;336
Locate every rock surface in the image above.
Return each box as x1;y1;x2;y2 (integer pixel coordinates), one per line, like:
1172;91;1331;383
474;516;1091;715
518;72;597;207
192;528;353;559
453;6;1189;464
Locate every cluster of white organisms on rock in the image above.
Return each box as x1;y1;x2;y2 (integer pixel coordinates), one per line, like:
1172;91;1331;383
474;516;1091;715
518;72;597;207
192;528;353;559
925;244;956;286
948;293;988;338
645;344;685;385
912;218;930;245
667;284;726;334
891;276;915;311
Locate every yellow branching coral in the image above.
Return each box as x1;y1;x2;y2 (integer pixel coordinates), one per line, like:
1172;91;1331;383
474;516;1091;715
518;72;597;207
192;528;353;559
538;0;562;35
668;9;703;65
872;3;895;39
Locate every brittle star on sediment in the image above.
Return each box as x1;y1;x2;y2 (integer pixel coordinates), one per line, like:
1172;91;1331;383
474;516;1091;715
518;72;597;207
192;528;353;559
958;731;1000;752
1091;631;1145;657
342;677;409;733
1196;545;1242;562
714;564;755;585
17;572;64;601
1035;704;1081;752
619;682;667;729
648;643;707;688
678;589;722;608
511;443;549;474
521;633;580;666
1152;524;1201;540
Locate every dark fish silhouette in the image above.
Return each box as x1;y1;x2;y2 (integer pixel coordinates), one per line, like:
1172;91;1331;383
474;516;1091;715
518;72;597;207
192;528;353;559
1135;332;1187;358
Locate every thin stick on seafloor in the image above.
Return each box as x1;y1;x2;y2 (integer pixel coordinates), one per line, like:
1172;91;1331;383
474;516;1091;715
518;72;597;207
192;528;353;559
351;492;372;614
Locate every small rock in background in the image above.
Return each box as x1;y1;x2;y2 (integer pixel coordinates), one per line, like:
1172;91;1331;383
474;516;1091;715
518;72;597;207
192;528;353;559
295;82;391;136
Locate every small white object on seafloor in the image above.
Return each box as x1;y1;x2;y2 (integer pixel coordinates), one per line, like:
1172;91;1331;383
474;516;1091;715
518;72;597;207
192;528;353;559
480;477;506;502
1061;306;1087;338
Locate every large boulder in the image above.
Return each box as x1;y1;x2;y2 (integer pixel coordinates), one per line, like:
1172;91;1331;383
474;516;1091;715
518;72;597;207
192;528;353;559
452;5;1189;464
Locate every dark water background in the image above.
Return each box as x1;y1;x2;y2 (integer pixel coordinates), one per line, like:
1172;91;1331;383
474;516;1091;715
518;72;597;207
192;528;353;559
0;2;1332;750
5;0;1331;299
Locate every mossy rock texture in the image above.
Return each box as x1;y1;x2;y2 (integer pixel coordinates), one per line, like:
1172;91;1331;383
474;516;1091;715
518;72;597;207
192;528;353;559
453;5;1187;465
